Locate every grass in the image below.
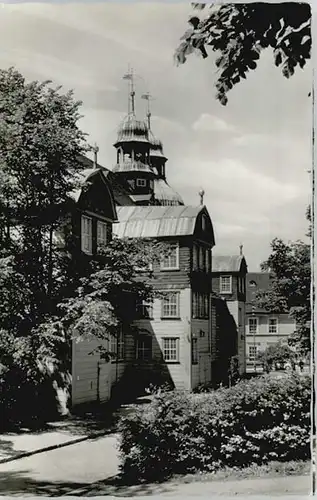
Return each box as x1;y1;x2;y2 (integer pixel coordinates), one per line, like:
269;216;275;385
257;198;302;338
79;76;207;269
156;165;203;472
167;460;311;485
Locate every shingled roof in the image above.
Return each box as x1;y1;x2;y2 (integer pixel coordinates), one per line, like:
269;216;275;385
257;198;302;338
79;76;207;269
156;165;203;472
212;255;247;273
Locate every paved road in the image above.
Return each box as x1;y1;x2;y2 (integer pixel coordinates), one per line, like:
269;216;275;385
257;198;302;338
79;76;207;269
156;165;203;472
0;433;120;496
0;432;311;497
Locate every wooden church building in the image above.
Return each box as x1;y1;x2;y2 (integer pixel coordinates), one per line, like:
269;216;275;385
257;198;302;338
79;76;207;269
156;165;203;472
67;72;245;408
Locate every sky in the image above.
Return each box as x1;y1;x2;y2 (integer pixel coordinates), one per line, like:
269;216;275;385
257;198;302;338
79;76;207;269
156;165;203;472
0;1;312;270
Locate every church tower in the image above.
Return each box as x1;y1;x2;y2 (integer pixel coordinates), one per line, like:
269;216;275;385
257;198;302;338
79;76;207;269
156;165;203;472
112;70;156;205
111;70;184;207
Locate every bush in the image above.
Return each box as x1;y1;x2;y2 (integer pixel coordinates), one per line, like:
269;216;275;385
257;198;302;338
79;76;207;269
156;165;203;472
118;373;311;483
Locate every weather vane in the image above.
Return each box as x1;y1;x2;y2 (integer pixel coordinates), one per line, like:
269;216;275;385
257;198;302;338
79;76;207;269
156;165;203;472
123;66;136;115
141;92;155;129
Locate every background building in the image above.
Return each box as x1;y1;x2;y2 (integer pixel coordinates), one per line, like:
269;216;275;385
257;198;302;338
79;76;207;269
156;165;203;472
211;254;247;375
245;272;296;372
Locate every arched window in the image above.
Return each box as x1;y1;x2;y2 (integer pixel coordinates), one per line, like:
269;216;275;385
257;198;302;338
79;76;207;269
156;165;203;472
201;214;207;231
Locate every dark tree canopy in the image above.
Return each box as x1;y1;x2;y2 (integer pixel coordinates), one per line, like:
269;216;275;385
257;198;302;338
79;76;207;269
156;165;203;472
256;237;311;354
175;2;311;104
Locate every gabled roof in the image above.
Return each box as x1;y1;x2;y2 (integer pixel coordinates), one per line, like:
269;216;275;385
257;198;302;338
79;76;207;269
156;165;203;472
113;205;213;240
212;255;247;273
75;155;134;206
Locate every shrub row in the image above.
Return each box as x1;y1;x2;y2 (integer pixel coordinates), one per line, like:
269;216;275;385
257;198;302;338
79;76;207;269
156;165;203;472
118;373;311;483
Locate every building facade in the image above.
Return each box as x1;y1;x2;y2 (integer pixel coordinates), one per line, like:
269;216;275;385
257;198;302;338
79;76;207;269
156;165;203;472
245;272;296;372
68;74;240;407
211;255;248;375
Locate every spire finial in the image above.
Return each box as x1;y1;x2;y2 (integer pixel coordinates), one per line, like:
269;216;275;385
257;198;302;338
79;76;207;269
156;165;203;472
199;188;205;206
141;92;153;130
123;66;136;115
92;143;99;168
239;243;243;256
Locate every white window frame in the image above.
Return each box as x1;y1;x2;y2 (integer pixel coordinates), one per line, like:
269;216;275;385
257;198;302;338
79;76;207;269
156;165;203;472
162;337;180;362
220;275;232;294
161;243;179;270
81;215;93;255
248;345;258;361
248;317;259;335
97;220;108;250
110;326;125;361
136;178;146;187
268;317;278;334
161;292;180;318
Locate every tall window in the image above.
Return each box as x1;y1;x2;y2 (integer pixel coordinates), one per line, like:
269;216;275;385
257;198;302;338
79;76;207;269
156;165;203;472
249;345;258;361
110;327;124;361
161;292;180;318
220;275;232;294
205;248;211;272
136;178;146;187
136;300;153;319
248;317;258;334
136;334;152;361
81;215;92;254
201;214;207;231
192;244;198;270
97;220;108;250
161;243;179;270
192;292;209;319
199;247;205;271
162;337;179;362
192;337;198;365
269;318;278;333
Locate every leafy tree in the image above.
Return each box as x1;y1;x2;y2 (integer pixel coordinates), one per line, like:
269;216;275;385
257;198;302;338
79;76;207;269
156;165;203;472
56;237;163;361
175;2;311;105
256;238;310;354
257;341;296;372
0;67;89;323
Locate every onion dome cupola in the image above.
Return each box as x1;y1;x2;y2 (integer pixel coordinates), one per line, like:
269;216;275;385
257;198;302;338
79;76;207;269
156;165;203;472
112;70;156;204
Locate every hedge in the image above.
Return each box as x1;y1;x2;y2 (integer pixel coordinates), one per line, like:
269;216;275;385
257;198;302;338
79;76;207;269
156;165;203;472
118;373;311;483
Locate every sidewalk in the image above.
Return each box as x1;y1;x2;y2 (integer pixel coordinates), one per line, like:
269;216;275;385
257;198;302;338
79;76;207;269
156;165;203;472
0;413;117;464
0;395;151;464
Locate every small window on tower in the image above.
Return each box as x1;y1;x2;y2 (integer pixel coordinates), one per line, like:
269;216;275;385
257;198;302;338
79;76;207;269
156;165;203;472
201;214;207;231
137;179;146;187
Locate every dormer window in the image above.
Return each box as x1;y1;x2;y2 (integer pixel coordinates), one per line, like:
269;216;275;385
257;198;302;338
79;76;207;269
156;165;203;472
220;275;232;294
137;178;146;187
